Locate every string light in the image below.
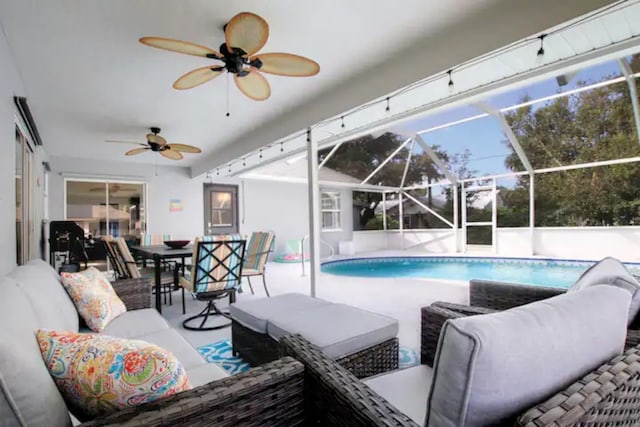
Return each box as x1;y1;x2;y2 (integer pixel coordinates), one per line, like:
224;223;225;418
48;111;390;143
216;168;219;176
536;34;546;64
280;142;284;152
242;157;246;166
447;70;454;94
340;116;345;128
259;149;263;159
385;97;391;113
228;164;231;173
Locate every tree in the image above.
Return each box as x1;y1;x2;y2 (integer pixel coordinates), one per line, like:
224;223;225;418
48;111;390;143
320;132;449;228
502;57;640;226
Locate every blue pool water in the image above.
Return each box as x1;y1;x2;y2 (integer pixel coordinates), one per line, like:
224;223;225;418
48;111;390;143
321;257;638;288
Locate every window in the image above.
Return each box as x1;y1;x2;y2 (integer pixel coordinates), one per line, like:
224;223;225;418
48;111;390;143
321;192;341;230
204;184;238;234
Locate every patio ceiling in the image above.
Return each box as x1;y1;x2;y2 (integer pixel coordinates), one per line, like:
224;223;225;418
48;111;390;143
0;0;615;173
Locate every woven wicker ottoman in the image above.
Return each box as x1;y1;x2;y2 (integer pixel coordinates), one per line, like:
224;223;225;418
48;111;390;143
230;293;399;378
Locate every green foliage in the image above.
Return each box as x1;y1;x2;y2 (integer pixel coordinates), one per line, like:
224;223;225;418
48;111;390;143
365;214;399;230
501;57;640;227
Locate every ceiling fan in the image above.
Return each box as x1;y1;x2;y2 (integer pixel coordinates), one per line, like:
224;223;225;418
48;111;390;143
105;127;201;160
89;184;136;193
139;12;320;102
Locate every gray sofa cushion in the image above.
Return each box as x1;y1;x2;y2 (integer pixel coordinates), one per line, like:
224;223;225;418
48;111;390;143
267;303;398;359
102;308;170;338
10;260;78;332
136;329;209;370
426;285;630;427
0;277;71;427
230;293;332;333
568;257;640;324
186;364;230;388
364;365;433;424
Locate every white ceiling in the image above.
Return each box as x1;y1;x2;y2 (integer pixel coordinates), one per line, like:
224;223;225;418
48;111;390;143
0;0;616;174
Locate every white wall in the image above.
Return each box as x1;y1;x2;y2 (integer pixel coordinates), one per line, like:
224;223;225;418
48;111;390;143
354;226;640;262
48;157;351;258
0;26;26;274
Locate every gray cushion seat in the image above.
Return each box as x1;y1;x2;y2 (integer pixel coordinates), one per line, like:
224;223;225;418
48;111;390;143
230;293;399;359
229;293;333;333
362;285;630;426
267;303;399;359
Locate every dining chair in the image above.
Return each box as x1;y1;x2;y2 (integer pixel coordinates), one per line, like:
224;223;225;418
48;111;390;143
178;235;246;331
242;231;276;297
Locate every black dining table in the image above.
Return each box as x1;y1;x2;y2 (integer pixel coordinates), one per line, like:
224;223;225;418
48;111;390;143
130;244;192;313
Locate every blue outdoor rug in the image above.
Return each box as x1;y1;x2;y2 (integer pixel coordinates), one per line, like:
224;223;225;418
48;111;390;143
197;339;420;375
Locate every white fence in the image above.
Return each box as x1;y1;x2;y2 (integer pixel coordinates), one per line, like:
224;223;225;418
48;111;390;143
352;226;640;262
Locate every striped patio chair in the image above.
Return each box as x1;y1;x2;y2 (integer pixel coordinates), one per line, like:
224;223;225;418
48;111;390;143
178;235;246;331
242;231;276;297
103;235;178;305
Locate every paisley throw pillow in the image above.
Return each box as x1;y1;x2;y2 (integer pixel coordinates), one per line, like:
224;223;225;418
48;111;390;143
36;330;191;420
60;267;127;332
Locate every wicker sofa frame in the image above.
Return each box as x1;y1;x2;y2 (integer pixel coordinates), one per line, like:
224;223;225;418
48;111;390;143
78;278;305;426
232;319;399;379
281;307;640;426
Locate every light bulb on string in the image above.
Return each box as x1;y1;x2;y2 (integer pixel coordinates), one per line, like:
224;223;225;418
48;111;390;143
280;142;284;152
385;97;391;113
259;149;263;159
340;116;345;128
447;70;454;94
536;34;546;65
242;157;246;167
216;168;219;176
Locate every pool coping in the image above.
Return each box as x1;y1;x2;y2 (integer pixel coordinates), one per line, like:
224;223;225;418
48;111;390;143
321;255;640;270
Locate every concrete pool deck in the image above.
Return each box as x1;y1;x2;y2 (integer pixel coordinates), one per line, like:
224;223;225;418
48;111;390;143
162;249;471;353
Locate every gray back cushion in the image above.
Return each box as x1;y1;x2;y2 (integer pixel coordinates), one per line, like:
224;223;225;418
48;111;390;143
0;277;71;427
568;257;640;325
426;285;630;427
10;260;78;331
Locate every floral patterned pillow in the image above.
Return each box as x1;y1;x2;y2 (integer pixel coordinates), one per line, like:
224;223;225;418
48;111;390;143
36;330;191;421
60;267;126;332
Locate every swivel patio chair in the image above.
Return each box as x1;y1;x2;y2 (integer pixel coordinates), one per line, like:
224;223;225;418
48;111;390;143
103;236;178;304
242;231;275;296
179;235;246;331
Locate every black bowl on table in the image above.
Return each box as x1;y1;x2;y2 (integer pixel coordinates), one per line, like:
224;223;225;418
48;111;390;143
163;240;190;249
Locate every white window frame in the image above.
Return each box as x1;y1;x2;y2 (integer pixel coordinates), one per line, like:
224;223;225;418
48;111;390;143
321;191;342;231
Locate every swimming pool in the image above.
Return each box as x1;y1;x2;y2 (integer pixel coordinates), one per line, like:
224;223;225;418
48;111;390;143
321;257;640;288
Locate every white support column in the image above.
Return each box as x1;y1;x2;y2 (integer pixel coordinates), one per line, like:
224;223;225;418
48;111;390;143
529;173;535;256
453;183;459;253
306;127;321;298
491;178;498;255
382;192;388;249
461;182;467;253
399;192;404;250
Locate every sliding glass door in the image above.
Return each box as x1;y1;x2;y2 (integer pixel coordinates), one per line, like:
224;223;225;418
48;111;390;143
15;125;34;265
65;179;146;269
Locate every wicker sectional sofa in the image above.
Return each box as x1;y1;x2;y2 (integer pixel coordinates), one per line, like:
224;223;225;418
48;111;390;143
281;287;640;426
0;260;304;426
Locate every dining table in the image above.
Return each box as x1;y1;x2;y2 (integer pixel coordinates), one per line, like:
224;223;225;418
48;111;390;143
130;244;193;313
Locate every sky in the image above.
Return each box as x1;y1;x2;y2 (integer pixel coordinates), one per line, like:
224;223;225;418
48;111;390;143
391;58;629;181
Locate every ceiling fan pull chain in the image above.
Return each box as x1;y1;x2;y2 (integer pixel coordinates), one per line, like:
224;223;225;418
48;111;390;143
226;73;231;117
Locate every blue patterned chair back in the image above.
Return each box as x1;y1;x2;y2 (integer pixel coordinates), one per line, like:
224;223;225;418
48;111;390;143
184;234;245;293
141;233;172;246
244;232;275;273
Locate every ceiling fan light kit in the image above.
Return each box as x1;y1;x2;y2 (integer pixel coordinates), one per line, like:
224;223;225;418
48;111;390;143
140;12;320;102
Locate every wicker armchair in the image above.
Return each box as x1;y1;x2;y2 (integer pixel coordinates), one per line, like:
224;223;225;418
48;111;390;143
88;277;305;426
282;309;640;426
